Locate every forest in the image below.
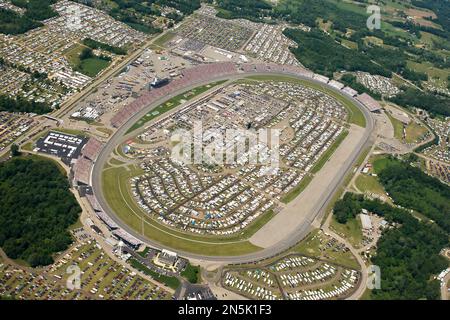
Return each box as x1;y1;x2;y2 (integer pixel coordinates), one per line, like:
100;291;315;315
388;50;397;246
377;157;450;233
284;27;428;84
216;0;272;22
333;193;448;300
0;0;58;34
105;0;199;33
0;95;51;114
411;0;450;33
215;0;446;116
388;87;450;117
155;0;201;15
0;8;42;34
0;157;81;267
215;0;370;31
360;44;428;83
336;157;450;232
12;0;58;21
274;0;367;31
283;28;389;78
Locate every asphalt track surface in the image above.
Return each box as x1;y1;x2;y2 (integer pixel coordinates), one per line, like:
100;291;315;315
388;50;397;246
91;71;375;264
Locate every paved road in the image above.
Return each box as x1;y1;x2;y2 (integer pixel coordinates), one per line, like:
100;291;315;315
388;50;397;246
91;71;375;265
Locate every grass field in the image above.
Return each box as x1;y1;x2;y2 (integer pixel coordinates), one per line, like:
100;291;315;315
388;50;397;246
330;216;363;248
181;263;200;284
101;166;263;256
65;44;85;66
21;142;33;151
360;288;373;300
126;80;228;134
407;60;450;88
245;75;366;127
341;39;358;49
108;157;126;166
68;217;83;231
311;130;349;174
53;128;88;137
65;43;110;77
386;111;404;141
405;121;428;144
372;156;396;174
96;127;113;137
294;229;359;269
385;110;428;144
153;32;176;48
281;175;313;204
129;258;180;290
355;175;386;197
76;57;111;77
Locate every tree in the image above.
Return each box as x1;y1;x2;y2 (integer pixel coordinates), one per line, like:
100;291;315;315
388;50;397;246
10;144;20;157
79;47;93;60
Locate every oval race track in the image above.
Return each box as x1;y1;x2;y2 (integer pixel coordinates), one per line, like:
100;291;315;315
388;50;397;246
91;64;375;264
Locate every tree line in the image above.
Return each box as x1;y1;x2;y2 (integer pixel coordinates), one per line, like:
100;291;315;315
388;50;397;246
388;87;450;117
82;38;127;55
216;0;272;22
0;95;51;114
11;0;58;21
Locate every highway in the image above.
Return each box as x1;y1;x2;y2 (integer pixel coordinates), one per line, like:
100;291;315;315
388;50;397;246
91;71;375;264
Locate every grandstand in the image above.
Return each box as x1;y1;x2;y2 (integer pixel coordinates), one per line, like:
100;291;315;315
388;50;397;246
96;210;119;231
113;229;142;249
85;194;120;230
342;87;358;97
72;157;92;186
81;137;103;161
111;63;238;128
356;93;382;112
109;62;380;137
86;194;103;212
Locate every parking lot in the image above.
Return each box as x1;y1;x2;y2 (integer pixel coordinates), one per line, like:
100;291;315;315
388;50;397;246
175;14;254;52
222;253;360;300
35;131;88;163
0;240;172;300
0;112;35;153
